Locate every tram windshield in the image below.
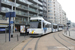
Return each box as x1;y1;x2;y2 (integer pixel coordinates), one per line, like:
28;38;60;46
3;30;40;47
53;25;57;29
30;20;41;28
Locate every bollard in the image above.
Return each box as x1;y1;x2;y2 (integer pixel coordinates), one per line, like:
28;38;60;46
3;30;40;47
24;33;25;38
69;31;70;36
5;28;7;42
66;31;67;35
17;34;19;41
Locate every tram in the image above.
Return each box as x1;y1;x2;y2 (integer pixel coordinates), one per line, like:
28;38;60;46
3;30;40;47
28;17;52;36
51;23;58;32
58;24;63;31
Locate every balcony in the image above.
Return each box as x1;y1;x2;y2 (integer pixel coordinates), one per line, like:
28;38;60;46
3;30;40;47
29;14;37;17
16;3;28;11
1;0;16;6
38;7;43;10
39;12;43;15
16;10;28;17
28;0;43;5
28;8;38;13
17;0;29;4
29;4;38;8
1;7;11;13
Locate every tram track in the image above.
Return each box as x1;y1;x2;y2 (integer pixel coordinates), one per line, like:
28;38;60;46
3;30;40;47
22;38;34;50
22;36;41;50
58;33;75;46
53;33;71;50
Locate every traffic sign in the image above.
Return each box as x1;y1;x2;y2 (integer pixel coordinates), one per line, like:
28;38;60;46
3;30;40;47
6;12;11;18
11;12;16;17
10;21;14;24
6;12;16;18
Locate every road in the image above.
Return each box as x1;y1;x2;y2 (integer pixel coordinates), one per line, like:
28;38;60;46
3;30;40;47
13;31;75;50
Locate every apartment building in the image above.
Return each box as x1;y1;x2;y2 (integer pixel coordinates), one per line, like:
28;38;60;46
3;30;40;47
47;0;61;23
0;0;47;32
47;0;55;23
47;0;67;26
61;10;67;26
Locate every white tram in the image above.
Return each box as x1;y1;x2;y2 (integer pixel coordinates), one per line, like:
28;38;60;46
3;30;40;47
58;24;63;31
28;17;52;36
51;23;58;32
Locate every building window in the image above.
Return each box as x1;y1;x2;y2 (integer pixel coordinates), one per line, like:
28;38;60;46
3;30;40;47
53;0;55;1
48;0;52;3
48;4;52;6
48;17;53;19
53;2;55;4
48;10;52;12
48;13;53;15
48;7;52;9
54;5;55;7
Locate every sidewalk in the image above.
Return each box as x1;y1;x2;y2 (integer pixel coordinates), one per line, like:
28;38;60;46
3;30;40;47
0;32;30;50
63;28;75;40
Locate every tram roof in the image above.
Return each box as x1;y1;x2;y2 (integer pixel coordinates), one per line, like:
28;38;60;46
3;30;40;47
58;24;64;26
30;17;44;20
52;23;57;25
30;17;51;24
44;21;51;24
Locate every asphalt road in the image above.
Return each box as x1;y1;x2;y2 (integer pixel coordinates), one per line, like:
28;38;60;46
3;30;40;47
13;31;75;50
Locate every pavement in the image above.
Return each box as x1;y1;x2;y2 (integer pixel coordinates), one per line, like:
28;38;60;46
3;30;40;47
63;28;75;40
0;31;30;50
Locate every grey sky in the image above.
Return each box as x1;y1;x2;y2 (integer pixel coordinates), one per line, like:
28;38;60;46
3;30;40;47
57;0;75;23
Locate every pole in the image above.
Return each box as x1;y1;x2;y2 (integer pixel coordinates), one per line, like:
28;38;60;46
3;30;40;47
14;0;16;33
11;3;14;38
9;16;11;41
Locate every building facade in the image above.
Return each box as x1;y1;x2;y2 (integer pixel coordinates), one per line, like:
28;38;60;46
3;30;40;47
0;0;47;32
47;0;67;26
47;0;62;23
61;10;67;26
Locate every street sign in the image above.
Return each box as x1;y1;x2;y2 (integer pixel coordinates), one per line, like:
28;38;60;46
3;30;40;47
6;12;16;18
6;12;11;18
5;12;16;41
11;12;16;17
10;21;14;24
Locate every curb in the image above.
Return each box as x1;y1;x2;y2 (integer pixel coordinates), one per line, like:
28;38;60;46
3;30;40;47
63;33;75;41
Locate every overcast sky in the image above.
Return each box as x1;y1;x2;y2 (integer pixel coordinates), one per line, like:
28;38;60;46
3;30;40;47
57;0;75;23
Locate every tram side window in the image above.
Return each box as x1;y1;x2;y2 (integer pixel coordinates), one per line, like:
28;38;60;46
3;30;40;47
38;22;41;28
50;24;52;28
43;23;45;28
45;24;50;28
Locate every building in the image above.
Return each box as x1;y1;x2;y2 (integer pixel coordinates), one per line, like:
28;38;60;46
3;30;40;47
0;0;47;32
47;0;68;26
61;10;67;26
47;0;60;23
47;0;62;23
